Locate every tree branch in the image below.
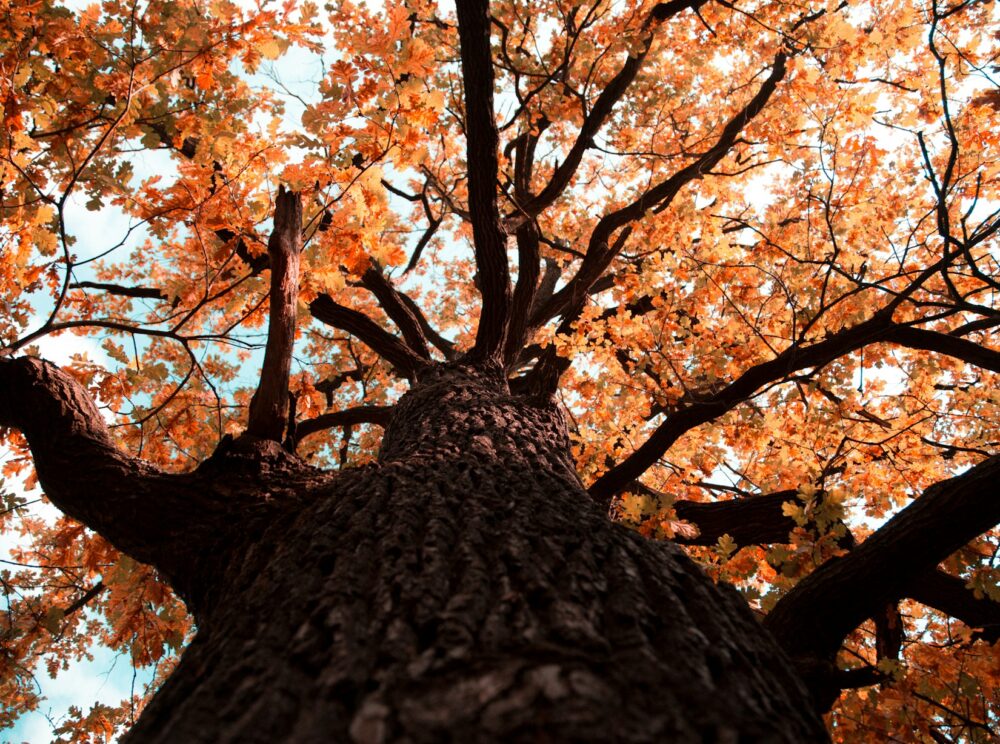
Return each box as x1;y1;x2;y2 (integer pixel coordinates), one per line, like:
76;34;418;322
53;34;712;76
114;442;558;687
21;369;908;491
883;325;1000;373
0;358;214;606
316;366;367;407
589;312;1000;502
396;293;457;360
671;490;799;546
511;0;709;224
456;0;512;361
63;580;106;618
906;568;1000;643
503;222;541;367
590;311;893;502
523;54;789;397
528;51;788;335
246;187;303;442
764;454;1000;671
359;265;433;361
308;295;428;379
644;482;999;645
292;405;394;445
69;281;169;302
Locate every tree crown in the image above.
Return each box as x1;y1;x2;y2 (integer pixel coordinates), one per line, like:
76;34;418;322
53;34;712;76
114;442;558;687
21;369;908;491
1;0;998;739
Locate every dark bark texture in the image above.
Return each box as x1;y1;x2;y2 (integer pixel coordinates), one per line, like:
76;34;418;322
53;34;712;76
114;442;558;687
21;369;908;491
121;363;825;742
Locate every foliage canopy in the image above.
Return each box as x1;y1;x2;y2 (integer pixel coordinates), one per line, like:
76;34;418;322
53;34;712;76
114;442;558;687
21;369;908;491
1;0;999;739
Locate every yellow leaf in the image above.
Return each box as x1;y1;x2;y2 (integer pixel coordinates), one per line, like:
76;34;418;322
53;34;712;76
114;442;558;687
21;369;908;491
313;266;345;293
34;205;54;225
258;39;282;60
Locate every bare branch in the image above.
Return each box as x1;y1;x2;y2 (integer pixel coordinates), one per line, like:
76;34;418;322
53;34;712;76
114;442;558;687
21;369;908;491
246;187;303;442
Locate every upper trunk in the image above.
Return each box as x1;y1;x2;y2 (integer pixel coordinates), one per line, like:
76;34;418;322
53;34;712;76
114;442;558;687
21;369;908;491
124;362;827;743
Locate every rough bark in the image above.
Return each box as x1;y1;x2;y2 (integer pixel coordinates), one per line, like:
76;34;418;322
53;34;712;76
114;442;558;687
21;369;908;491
672;491;800;547
247;187;303;441
293;405;394;445
112;362;827;743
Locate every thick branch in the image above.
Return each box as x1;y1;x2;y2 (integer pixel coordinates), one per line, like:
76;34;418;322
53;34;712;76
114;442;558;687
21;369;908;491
662;481;996;703
359;266;433;361
456;0;512;361
906;568;1000;643
293;405;394;444
883;325;1000;373
70;281;169;301
589;312;1000;502
316;367;367;407
309;295;427;379
396;293;457;360
590;311;894;502
659;485;1000;644
765;454;1000;663
672;490;798;546
873;602;904;661
0;358;204;599
246;187;303;442
503;222;541;367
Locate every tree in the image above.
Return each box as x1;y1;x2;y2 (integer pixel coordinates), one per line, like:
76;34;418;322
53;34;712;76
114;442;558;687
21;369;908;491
0;0;998;739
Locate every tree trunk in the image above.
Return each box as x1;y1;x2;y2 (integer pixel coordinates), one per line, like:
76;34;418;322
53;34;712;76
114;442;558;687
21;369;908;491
123;363;826;743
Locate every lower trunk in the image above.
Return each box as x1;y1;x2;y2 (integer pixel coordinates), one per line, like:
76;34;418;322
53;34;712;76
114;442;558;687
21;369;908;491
125;364;827;742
